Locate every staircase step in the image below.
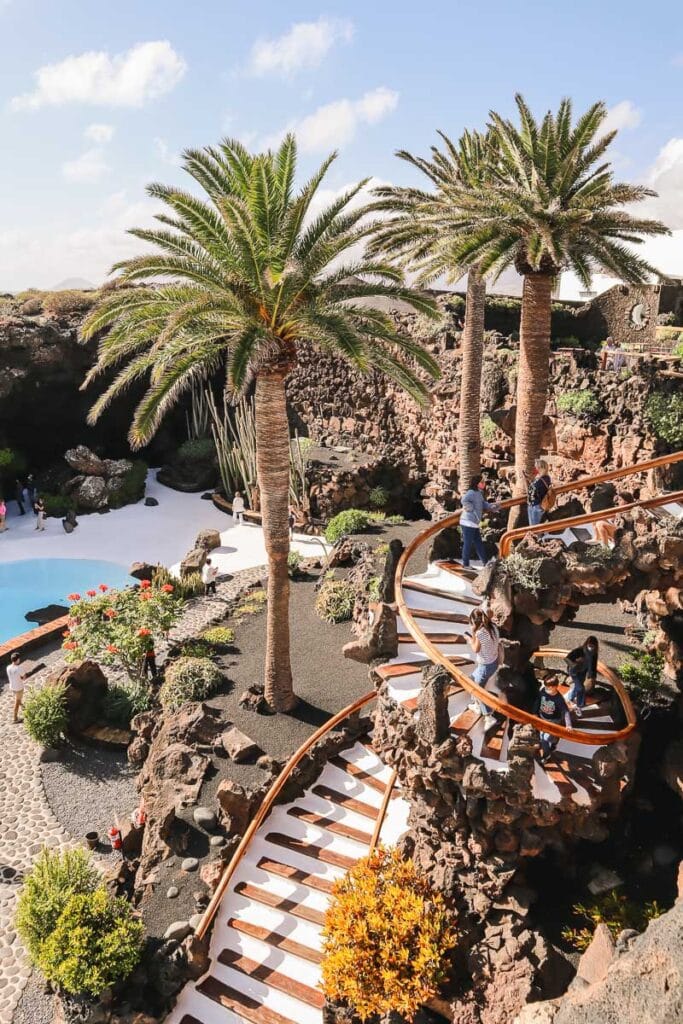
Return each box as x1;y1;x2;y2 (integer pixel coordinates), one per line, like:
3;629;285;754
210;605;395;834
198;975;296;1024
233;881;326;926
398;632;467;644
542;760;577;797
265;831;359;870
256;857;335;895
375;661;428;680
435;560;479;580
403;580;480;606
311;784;379;820
330;754;387;793
481;719;508;761
404;608;472;624
227;916;323;965
218;948;324;1009
553;755;600;797
287;806;372;845
450;708;481;736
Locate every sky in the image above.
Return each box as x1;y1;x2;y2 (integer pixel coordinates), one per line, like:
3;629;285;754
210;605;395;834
0;0;682;298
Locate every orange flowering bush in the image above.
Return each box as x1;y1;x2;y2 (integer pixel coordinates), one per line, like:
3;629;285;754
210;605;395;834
321;847;456;1021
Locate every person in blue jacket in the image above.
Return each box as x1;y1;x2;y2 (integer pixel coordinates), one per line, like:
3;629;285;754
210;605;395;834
460;475;498;568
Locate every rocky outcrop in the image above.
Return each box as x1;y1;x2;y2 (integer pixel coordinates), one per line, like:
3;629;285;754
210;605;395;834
49;659;108;733
61;445;145;510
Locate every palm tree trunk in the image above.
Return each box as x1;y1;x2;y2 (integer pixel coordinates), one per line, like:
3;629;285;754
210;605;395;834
255;370;296;712
458;267;486;491
509;273;553;529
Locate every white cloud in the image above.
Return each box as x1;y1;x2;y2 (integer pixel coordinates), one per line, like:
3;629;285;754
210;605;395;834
11;40;186;111
600;100;641;137
247;17;353;77
153;137;181;166
62;147;109;183
644;137;683;230
85;123;114;144
265;86;399;153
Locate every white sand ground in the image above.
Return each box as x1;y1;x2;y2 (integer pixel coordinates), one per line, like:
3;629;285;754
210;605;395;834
0;470;329;576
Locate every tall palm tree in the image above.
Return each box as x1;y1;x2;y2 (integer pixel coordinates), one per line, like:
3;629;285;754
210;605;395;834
435;96;669;525
369;130;494;488
80;135;440;712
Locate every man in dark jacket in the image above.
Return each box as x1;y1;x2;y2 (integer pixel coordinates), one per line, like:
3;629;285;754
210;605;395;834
534;675;571;762
565;636;599;716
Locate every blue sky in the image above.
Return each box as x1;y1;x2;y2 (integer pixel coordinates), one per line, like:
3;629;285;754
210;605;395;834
0;0;681;294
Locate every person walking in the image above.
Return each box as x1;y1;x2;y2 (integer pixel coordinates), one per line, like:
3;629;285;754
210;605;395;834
564;636;599;716
27;474;38;514
232;491;245;524
534;675;571;762
600;336;615;370
7;653;28;723
466;607;501;730
288;506;296;541
142;647;158;681
460;475;498;568
201;557;218;596
14;478;25;516
34;496;46;531
527;460;552;527
0;498;7;532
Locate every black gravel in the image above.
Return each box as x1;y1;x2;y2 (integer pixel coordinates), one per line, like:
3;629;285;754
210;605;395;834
13;972;52;1024
41;742;137;863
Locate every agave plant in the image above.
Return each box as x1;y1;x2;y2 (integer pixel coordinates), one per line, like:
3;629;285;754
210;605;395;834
80;134;440;711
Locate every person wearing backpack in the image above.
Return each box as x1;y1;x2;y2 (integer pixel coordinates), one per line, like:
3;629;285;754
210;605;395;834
564;636;599;716
527;460;554;527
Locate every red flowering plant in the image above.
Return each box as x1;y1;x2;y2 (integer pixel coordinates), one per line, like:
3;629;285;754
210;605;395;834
63;582;182;683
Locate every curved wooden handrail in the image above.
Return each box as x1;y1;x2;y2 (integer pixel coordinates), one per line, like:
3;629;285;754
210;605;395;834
195;689;377;941
369;768;398;852
499;488;683;557
392;454;683;748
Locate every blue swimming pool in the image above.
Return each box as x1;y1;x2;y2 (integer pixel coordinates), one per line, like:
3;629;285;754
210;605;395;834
0;558;133;644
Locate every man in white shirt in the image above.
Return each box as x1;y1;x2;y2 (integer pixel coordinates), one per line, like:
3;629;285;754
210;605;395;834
201;557;218;596
7;652;28;723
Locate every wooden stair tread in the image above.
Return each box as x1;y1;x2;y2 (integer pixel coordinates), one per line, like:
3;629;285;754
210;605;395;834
227;916;323;964
398;632;467;643
403;580;480;606
265;831;358;870
541;761;577;796
198;974;296;1024
481;719;508;761
256;857;334;895
312;783;379;820
330;754;386;793
450;708;480;736
375;661;429;680
218;948;324;1009
570;717;617;732
233;881;326;926
288;806;372;845
435;560;479;580
405;608;472;624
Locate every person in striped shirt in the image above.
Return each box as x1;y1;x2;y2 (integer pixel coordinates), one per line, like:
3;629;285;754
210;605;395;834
467;607;501;730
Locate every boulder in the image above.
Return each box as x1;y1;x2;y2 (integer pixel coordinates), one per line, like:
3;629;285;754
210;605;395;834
575;923;616;986
221;726;260;763
200;860;224;892
194;529;221;552
71;475;108;510
180;547;206;576
216;779;252;833
145;496;159;507
129;561;158;582
50;660;108;733
64;445;107;476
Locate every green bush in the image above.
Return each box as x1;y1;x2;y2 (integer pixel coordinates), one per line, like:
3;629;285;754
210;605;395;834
108;460;147;509
481;415;497;444
102;683;151;728
557;390;600;416
562;891;663;951
499;552;544;593
287;550;302;577
553;335;582;348
645;392;683;448
656;325;683;341
674;340;683;358
0;447;27;478
159;656;222;711
325;509;372;543
41;493;76;518
42;290;99;317
16;848;100;967
37;887;143;996
368;486;389;509
23;684;68;747
201;625;236;647
619;649;675;710
315;579;355;624
177;437;215;462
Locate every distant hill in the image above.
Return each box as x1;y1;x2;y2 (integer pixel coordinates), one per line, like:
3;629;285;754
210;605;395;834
50;277;97;291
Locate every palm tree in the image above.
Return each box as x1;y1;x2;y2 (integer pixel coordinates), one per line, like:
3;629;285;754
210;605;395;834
369;130;494;488
80;135;440;713
432;96;669;524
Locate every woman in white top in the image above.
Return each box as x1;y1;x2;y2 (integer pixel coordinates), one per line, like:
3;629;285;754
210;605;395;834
467;607;501;729
232;491;245;524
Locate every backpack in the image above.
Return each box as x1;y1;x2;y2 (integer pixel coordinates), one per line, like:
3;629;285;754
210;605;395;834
541;483;557;512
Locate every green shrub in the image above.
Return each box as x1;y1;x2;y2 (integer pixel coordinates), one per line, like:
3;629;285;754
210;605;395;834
108;460;147;509
557;390;600;416
177;437;215;462
201;625;236;647
325;509;372;543
481;415;497;444
367;576;381;602
41;493;76;518
562;891;663;951
37;887;143;996
553;335;582;349
177;572;205;599
16;847;100;964
384;514;405;525
645;392;683;448
656;325;683;340
315;579;355;624
368;511;386;523
368;486;389;509
287;550;302;577
619;649;675;710
42;290;98;316
102;683;151;728
159;656;222;711
674;340;683;358
499;552;544;593
0;447;27;477
23;684;68;747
